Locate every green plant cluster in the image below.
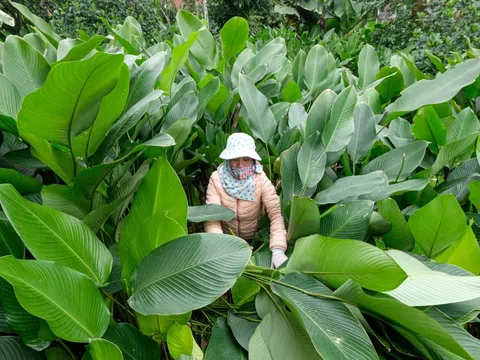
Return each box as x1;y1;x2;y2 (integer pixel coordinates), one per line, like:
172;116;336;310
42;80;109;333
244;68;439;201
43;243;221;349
2;3;480;360
360;0;480;71
0;0;176;43
208;0;278;33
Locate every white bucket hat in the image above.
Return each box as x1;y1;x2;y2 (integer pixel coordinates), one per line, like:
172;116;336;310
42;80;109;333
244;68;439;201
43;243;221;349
219;133;261;161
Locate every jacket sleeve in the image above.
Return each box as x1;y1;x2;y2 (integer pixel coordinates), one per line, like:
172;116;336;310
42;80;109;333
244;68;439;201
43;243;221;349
204;172;224;234
261;173;287;250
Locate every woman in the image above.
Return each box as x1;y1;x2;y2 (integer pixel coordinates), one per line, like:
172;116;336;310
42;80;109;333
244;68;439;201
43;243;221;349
204;133;288;268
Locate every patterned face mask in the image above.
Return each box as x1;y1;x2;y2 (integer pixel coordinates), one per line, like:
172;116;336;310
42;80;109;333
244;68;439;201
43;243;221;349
219;161;263;201
229;164;255;180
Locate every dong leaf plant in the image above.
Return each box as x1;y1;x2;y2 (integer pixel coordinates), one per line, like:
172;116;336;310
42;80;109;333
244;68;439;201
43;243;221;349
1;4;480;359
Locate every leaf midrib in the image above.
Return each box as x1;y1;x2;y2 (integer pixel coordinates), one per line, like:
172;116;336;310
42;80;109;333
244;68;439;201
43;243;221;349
285;291;370;358
132;249;244;294
317;175;383;203
391;58;480;111
8;40;46;95
327;208;368;238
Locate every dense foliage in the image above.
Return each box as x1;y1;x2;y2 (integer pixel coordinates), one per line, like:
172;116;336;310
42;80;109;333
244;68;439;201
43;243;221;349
0;0;176;43
208;0;277;33
362;0;480;71
2;3;480;360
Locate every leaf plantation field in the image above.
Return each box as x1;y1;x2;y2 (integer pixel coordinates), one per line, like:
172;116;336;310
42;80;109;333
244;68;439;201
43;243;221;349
1;3;480;359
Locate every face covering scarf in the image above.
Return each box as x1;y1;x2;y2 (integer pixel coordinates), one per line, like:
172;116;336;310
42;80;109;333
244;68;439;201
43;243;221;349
219;161;263;201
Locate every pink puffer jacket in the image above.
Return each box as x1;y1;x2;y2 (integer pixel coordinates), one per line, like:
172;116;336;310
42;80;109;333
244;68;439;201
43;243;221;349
204;166;287;250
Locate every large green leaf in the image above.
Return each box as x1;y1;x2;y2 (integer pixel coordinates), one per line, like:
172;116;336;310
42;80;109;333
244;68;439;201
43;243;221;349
72;64;130;159
121;156;187;282
103;323;161;360
136;311;191;340
271;273;377;360
320;200;374;240
252;291;321;360
162;91;198;131
55;35;106;64
0;256;110;342
0;184;112;284
415;133;478;179
187;205;235;222
231;49;254;88
0;337;43;360
87;339;124;360
100;17;139;55
206;317;246;360
0;168;42;194
0;279;49;350
333;280;472;360
227;311;259;351
44;346;72;359
361;141;428;181
0;219;24;258
292;50;306;90
220;17;249;61
425;50;446;73
18;52;124;151
248;315;274;360
242;38;286;82
287;197;320;241
128;233;251;315
412;106;446;153
387;58;480;118
358;179;429;202
41;184;88;219
0;73;21;120
305;89;337;138
159;31;199;95
377;198;415;251
388;117;414;148
122;212;186;284
286;235;407;291
297;132;326;190
232;276;260;306
238;74;276;144
385;250;480;306
282;82;302;103
167;323;203;360
322;86;357;153
3;35;50;99
197;77;220;119
314;171;388;205
361;88;382;114
447;107;480;143
304;45;328;93
470;181;480;210
126;51;165;110
375;66;403;103
19;132;75;186
0;8;14;27
408;194;467;258
436;226;480;275
347;103;377;165
358;44;379;89
10;2;61;46
288;103;307;135
281;143;309;208
177;10;218;70
425;307;480;359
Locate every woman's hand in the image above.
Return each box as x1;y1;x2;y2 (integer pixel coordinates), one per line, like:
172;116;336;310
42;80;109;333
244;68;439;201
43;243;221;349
271;248;288;268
